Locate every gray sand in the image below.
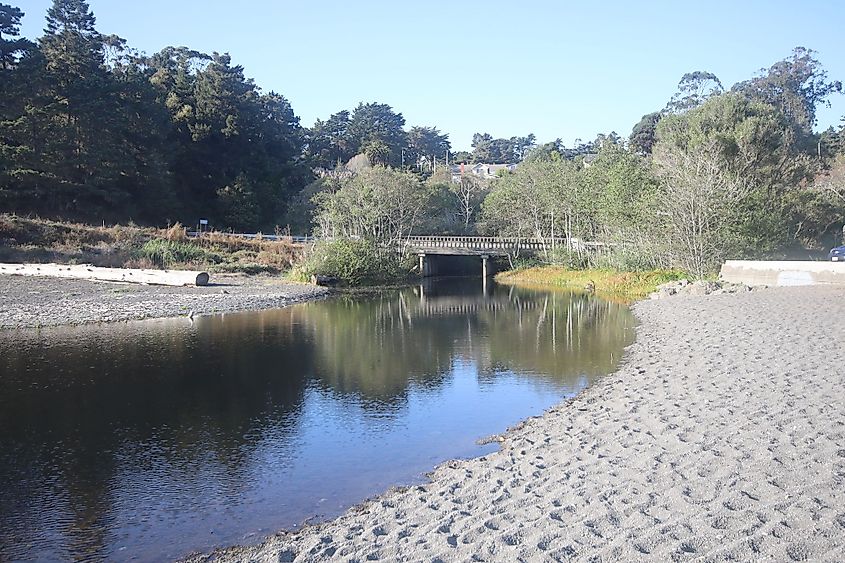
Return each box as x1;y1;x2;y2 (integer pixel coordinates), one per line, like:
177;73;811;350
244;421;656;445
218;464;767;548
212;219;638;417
190;285;845;562
0;274;329;329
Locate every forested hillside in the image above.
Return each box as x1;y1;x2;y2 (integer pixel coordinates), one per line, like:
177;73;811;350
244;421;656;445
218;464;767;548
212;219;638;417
1;1;308;228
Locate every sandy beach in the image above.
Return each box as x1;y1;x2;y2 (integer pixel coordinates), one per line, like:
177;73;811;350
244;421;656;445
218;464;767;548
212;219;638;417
0;274;329;329
188;285;845;562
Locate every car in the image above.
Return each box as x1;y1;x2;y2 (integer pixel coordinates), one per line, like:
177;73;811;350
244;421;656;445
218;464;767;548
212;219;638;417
829;246;845;261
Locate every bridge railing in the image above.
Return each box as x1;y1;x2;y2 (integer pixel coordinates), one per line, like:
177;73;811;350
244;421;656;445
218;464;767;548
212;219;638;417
402;236;606;252
185;232;609;252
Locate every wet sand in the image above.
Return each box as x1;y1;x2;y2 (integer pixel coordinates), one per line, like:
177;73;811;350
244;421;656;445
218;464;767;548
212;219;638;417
0;274;329;329
190;285;845;562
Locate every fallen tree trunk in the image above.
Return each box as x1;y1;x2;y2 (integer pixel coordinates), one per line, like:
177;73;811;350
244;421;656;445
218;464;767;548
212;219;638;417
0;263;210;287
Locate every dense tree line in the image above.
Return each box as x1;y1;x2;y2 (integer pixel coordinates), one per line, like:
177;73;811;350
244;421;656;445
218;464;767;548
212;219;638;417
312;48;844;276
0;1;459;230
0;1;311;229
305;103;451;171
479;48;845;276
0;0;538;231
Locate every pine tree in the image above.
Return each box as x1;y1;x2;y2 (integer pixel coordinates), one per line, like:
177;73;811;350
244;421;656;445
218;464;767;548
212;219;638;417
0;3;32;69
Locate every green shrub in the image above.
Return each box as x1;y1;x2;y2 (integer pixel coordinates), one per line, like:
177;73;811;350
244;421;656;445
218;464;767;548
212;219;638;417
138;239;220;267
296;238;414;285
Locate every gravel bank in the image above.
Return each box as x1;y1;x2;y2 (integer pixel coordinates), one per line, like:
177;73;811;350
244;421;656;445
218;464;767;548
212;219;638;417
0;274;329;329
190;285;845;562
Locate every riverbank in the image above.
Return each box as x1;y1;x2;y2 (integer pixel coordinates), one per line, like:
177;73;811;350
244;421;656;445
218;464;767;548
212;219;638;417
190;284;845;562
0;274;329;329
495;266;686;300
0;214;303;275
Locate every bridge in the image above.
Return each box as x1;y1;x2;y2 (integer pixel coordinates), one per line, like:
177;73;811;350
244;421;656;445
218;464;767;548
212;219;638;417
188;232;605;278
401;236;605;278
401;236;581;256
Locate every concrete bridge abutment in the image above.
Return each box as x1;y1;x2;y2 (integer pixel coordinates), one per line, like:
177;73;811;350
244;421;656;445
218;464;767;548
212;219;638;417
481;255;495;278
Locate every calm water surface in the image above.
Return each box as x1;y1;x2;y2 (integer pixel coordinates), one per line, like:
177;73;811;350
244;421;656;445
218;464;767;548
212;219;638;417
0;279;635;561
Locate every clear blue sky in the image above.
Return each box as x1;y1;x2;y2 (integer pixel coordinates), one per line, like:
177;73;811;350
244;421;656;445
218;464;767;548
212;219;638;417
18;0;845;151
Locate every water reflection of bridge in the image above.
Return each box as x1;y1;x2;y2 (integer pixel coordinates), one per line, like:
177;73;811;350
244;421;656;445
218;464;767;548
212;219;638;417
414;295;546;316
412;284;546;317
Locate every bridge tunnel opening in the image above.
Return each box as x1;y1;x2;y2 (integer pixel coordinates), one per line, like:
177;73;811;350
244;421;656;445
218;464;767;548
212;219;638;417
419;254;507;278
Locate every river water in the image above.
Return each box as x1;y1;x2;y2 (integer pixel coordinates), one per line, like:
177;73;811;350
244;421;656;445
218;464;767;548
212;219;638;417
0;279;634;561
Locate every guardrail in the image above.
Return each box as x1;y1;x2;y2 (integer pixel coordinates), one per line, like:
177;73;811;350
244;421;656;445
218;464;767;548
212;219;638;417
187;232;316;244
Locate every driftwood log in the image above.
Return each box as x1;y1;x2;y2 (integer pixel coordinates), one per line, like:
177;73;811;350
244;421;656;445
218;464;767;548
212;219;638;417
0;263;210;287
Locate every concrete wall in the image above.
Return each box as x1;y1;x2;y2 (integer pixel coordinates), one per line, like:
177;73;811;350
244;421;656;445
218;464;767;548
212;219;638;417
720;260;845;287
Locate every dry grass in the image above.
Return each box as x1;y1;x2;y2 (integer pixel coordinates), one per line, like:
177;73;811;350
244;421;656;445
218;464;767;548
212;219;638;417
496;266;687;301
0;214;304;274
162;222;189;242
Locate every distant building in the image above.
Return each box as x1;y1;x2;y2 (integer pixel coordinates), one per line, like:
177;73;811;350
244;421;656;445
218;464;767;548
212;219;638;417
450;163;517;183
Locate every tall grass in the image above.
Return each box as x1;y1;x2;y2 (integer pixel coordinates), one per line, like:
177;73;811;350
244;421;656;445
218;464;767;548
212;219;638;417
496;266;687;300
138;239;219;267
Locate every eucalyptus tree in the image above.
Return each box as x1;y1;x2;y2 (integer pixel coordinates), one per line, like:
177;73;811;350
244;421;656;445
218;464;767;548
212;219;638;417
470;133;493;163
511;134;537;161
665;71;724;113
732;47;842;134
470;133;515;163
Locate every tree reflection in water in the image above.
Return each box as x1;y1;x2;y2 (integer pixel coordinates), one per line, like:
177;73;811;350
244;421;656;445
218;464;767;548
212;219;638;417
0;279;633;561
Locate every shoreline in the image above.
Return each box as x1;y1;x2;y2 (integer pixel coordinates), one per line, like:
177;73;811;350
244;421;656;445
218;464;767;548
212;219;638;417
188;284;845;562
0;274;331;330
